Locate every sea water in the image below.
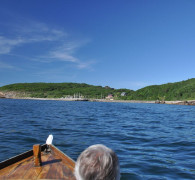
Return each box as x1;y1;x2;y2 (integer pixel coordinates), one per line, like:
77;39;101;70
0;99;194;179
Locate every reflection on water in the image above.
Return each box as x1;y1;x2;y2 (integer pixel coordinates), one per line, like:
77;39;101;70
0;99;194;179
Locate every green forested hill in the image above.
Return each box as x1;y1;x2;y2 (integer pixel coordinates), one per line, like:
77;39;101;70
0;83;127;99
132;78;195;100
0;78;195;100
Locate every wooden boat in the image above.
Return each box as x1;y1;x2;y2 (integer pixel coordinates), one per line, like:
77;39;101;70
0;144;76;179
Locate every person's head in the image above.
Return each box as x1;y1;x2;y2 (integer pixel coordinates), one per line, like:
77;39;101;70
75;144;120;180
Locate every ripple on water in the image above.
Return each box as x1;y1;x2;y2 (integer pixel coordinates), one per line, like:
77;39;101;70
0;99;194;179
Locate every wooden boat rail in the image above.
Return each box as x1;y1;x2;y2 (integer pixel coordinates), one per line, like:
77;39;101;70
0;144;76;179
0;144;47;170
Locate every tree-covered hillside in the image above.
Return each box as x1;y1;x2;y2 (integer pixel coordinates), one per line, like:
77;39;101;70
0;78;194;100
132;78;195;100
0;82;132;99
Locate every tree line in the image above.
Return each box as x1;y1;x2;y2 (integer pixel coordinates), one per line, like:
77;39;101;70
0;78;194;100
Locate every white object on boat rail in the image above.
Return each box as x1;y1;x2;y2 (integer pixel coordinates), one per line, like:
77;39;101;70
46;134;53;145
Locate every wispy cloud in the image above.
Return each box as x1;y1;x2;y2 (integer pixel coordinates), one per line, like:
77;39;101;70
47;43;80;63
76;60;96;70
0;22;67;55
0;36;25;54
15;21;67;42
0;20;94;70
35;39;95;69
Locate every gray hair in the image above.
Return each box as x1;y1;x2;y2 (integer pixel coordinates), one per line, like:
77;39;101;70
75;144;120;180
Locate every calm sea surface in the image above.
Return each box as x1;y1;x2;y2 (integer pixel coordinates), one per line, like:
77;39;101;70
0;99;194;179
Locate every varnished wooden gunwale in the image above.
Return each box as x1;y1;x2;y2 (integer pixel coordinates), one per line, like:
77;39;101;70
0;144;76;179
0;144;47;170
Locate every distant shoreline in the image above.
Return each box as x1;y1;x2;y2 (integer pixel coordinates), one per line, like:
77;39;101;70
3;97;155;103
2;97;195;105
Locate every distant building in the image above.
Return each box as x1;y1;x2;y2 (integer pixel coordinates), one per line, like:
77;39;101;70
121;92;126;96
106;94;114;100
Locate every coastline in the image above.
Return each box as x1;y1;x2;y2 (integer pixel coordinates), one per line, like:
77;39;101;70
1;91;195;105
1;96;195;105
3;96;156;103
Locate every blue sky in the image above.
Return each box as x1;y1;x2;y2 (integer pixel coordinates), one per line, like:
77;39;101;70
0;0;194;90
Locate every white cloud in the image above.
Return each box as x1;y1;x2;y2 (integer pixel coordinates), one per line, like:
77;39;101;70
0;36;26;54
76;60;96;70
35;39;95;70
49;51;78;62
0;21;93;70
45;42;95;69
15;21;67;41
0;21;67;55
47;43;80;63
